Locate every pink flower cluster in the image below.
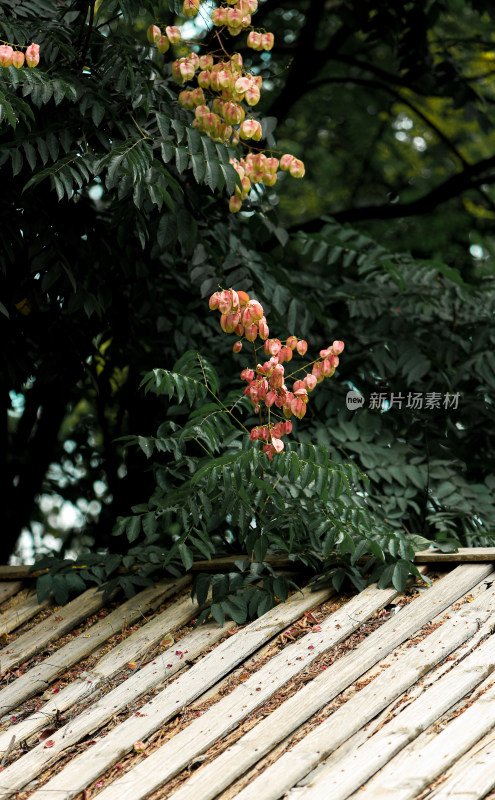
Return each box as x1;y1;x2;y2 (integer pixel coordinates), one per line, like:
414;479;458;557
0;43;39;69
209;288;344;460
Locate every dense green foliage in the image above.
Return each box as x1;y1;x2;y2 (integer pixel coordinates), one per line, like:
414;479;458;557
1;0;495;618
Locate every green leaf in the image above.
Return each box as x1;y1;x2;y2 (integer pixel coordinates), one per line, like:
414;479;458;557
142;512;158;539
194;572;212;607
211;602;225;626
392;560;410;592
52;574;69;605
205;160;222;191
175;146;189;173
191;152;206;183
178;542;194;571
126;516;141;543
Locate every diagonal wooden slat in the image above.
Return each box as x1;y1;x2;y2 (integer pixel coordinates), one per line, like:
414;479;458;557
293;617;495;800
47;581;401;800
0;582;23;606
0;586;108;676
0;585;335;798
425;727;495;800
0;591;51;637
414;547;495;562
0;578;190;756
359;679;495;800
0;580;182;716
0;619;236;797
168;571;495;800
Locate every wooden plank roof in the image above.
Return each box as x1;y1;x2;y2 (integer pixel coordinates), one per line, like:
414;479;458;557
0;557;494;799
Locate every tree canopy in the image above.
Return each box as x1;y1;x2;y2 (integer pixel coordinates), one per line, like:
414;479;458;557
1;0;494;616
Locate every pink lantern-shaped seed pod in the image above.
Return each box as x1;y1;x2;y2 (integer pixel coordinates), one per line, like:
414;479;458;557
244;323;258;342
271;437;284;453
247;30;262;50
303;374;318;392
211;7;228;25
264;390;277;408
12;50;25;69
280;154;295;171
147;25;161;44
156;36;170;54
166;26;182;43
183;0;200;18
25;43;40;68
261;32;274;51
209;292;221;310
229;196;242;213
290;158;305;178
0;45;14;68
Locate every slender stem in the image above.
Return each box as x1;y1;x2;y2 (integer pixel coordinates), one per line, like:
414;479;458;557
204;384;250;433
80;0;95;64
130;114;152;140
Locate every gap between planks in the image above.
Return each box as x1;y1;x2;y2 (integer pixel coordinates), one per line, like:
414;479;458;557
424;724;495;800
205;571;495;800
291;601;495;799
353;672;495;800
41;565;478;800
0;582;194;757
0;578;187;717
0;590;51;639
23;580;396;800
0;583;334;797
0;583;23;607
163;564;495;800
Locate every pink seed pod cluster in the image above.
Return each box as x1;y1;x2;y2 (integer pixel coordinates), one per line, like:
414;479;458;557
0;43;39;69
247;31;274;51
172;50;265;149
229;150;303;211
209;289;344;459
146;24;181;54
147;1;304;212
211;0;258;35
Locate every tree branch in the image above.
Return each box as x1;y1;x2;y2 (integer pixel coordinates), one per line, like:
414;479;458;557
294;155;495;231
265;3;350;121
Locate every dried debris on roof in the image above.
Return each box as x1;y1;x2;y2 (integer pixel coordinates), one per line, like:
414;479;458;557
0;555;495;800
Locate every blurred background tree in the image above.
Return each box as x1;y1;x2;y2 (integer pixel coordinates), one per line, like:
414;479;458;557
1;0;494;569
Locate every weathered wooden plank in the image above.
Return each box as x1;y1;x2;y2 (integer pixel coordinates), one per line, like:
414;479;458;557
0;578;190;756
414;547;495;562
42;582;401;800
173;572;495;800
360;680;495;800
0;556;294;581
293;620;495;800
426;727;495;800
0;567;44;580
0;579;180;717
5;585;335;798
0;591;50;637
0;582;23;605
0;618;235;796
0;585;108;676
